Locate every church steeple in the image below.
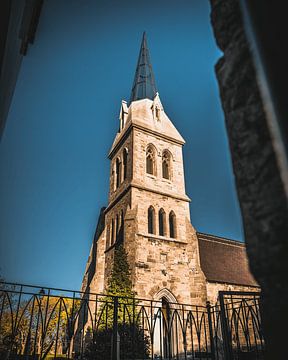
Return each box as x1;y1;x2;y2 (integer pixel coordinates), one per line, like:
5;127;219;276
130;32;157;103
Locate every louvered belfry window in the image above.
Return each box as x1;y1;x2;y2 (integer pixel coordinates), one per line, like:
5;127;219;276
162;151;171;180
146;146;155;175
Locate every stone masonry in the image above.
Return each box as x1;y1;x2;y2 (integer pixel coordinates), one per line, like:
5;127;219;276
80;33;259;311
81;94;258;308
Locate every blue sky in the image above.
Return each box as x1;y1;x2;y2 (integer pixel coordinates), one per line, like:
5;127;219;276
0;0;243;290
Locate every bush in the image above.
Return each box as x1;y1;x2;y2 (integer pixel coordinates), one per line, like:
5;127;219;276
84;323;150;360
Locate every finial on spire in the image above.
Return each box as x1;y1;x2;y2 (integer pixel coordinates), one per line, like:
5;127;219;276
130;32;157;104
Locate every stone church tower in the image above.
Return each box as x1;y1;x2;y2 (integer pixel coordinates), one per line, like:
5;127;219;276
81;33;258;308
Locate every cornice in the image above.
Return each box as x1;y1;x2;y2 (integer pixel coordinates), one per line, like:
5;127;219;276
104;182;190;214
108;122;185;159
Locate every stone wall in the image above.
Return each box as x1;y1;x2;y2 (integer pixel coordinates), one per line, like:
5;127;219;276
108;134;133;204
123;199;206;305
89;230;106;295
209;0;288;355
131;187;190;243
206;281;259;305
132;128;187;199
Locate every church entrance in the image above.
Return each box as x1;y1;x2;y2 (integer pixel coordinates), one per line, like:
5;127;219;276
153;290;179;359
162;297;172;358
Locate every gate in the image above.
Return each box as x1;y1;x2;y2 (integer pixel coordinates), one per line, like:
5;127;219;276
0;282;264;359
208;291;265;359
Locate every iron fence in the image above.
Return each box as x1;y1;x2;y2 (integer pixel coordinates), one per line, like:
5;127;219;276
0;282;264;360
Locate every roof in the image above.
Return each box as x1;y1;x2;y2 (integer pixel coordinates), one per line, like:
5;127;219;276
109;96;185;158
130;32;157;103
197;232;258;287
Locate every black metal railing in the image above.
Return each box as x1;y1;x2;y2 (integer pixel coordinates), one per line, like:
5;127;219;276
0;282;264;360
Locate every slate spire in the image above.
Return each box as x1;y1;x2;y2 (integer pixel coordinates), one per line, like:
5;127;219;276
130;32;157;103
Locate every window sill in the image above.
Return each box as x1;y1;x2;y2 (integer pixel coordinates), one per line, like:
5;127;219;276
137;232;186;244
146;173;157;179
161;177;172;183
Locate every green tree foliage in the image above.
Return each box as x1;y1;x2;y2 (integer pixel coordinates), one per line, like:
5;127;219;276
97;244;135;329
107;244;134;298
84;244;150;359
84;323;150;360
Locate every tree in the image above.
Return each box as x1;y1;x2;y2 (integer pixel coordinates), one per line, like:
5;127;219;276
84;244;150;359
0;285;81;359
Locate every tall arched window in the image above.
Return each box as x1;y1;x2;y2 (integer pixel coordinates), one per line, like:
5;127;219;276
146;145;156;175
107;225;111;249
116;215;119;234
169;211;176;238
118;210;124;242
116;158;122;188
159;208;166;236
162;150;171;180
148;206;155;234
123;148;128;180
111;219;115;245
120;210;124;226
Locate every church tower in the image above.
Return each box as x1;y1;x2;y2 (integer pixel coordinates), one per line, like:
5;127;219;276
84;33;207;306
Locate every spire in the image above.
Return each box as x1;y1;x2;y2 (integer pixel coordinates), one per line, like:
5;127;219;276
130;32;157;103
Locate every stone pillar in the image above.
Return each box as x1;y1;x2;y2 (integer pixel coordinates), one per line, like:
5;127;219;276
209;0;288;357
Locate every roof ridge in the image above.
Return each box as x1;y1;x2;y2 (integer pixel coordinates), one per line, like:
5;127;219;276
196;231;245;247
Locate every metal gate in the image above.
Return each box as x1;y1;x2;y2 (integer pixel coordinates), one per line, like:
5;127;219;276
0;282;265;359
208;291;265;359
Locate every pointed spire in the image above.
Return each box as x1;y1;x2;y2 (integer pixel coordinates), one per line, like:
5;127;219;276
130;32;157;103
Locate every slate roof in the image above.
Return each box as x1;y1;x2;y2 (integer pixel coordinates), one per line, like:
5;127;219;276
197;232;258;287
130;32;157;104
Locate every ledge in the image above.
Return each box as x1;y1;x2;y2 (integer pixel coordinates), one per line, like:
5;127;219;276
137;232;188;245
104;182;190;214
108;122;185;159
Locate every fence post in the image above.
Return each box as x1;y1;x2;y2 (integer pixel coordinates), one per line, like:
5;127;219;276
206;301;216;360
219;292;233;360
111;296;120;360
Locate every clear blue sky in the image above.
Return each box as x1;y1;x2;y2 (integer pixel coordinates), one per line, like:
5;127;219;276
0;0;243;290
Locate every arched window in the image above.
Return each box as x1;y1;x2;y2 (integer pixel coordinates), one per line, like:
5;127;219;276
116;158;122;188
169;211;176;238
111;219;115;245
107;225;111;249
162;150;171;180
159;208;166;236
118;210;124;242
116;214;119;234
123;148;128;180
148;206;155;234
146;145;156;175
121;210;124;226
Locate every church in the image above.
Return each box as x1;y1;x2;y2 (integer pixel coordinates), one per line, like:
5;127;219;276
80;33;258;308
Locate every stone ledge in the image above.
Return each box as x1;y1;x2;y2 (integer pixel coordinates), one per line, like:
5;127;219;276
137;232;188;244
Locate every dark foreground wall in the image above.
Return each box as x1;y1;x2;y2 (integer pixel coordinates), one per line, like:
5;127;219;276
209;0;288;357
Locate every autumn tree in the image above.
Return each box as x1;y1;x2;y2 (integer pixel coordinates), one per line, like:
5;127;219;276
0;284;81;359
